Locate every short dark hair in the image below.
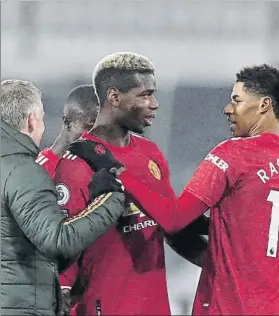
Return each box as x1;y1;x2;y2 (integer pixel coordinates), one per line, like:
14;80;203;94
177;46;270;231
92;52;155;107
63;84;99;124
236;64;279;119
65;84;98;111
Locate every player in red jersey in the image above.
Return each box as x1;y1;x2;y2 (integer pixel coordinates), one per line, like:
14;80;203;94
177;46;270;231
36;85;99;178
185;64;279;315
71;64;279;315
53;52;207;316
35;85;99;314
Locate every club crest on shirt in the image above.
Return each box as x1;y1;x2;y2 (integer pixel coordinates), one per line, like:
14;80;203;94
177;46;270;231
148;160;161;180
94;144;106;155
56;183;70;206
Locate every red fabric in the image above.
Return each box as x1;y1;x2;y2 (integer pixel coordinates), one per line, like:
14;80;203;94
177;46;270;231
120;171;208;232
37;141;208;234
185;133;279;315
36;148;60;179
54;132;176;315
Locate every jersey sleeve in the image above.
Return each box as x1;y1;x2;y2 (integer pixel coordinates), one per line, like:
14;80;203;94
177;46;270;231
119;145;179;232
36;148;61;179
119;144;211;233
53;153;93;288
184;139;241;208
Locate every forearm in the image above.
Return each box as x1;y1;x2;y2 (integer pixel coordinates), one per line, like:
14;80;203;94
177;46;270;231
166;229;208;267
120;171;208;233
119;171;178;232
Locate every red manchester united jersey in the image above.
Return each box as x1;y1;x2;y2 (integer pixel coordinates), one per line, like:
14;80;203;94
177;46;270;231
35;148;61;179
54;132;175;316
186;133;279;315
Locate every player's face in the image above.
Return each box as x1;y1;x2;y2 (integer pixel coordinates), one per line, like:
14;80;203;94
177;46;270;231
223;82;262;137
117;73;158;134
65;102;98;140
80;104;99;131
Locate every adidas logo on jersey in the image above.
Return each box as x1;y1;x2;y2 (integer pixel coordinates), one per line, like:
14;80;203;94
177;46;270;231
35;154;49;166
63;151;78;160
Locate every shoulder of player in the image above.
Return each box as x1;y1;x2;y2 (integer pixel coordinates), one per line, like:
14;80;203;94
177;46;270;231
213;135;261;152
131;133;166;160
208;136;262;167
131;133;162;152
55;150;93;178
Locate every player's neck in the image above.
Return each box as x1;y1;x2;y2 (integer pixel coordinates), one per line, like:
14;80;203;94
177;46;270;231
90;118;130;147
261;123;279;136
50;125;73;157
249;118;279;137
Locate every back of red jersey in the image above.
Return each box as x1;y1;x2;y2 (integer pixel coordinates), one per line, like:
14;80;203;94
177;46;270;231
54;132;173;315
186;133;279;315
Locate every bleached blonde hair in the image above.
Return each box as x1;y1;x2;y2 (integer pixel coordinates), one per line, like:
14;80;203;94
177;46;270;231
92;52;155;106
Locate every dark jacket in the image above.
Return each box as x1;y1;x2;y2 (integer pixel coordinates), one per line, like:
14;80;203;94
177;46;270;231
1;121;125;316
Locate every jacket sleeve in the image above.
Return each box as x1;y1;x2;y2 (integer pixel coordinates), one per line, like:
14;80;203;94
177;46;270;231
4;160;125;261
52;156;96;289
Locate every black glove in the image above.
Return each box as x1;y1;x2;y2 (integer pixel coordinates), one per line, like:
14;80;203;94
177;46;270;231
68;139;124;172
88;168;124;201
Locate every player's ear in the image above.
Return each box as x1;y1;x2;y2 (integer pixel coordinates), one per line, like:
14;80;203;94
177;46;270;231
107;87;121;108
63;115;71;130
259;96;272;114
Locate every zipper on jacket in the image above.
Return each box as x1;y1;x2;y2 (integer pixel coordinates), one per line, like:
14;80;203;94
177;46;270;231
96;300;102;316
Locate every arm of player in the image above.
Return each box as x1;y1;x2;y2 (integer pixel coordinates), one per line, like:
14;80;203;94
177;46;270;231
121;149;210;265
165;191;209;267
119;171;177;230
166;230;208;267
118;159;209;235
119;167;209;233
119;153;209;266
179;139;241;224
121;140;240;233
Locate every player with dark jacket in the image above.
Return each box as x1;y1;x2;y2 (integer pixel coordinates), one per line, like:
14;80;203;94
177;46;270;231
1;80;125;316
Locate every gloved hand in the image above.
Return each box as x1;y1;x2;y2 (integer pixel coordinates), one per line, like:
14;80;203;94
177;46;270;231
88;168;125;202
68;139;124;172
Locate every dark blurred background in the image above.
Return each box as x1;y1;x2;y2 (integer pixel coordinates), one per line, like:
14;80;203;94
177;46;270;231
2;1;279;313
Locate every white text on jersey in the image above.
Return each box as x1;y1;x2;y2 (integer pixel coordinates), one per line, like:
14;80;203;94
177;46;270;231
123;220;158;233
204;153;229;172
257;159;279;183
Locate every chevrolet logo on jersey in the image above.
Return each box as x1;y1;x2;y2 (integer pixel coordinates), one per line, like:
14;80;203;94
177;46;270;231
122;202;146;218
121;203;158;233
